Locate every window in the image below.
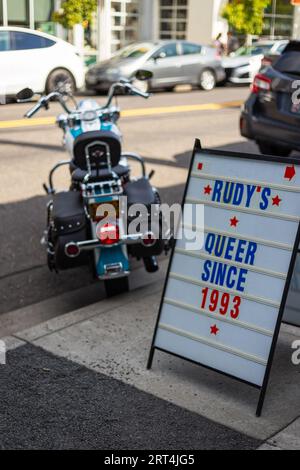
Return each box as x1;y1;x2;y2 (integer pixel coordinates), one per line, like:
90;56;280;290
159;0;188;40
10;32;55;50
156;43;178;58
34;0;55;33
263;0;294;39
8;0;30;27
0;32;10;51
111;0;139;53
115;43;152;59
182;43;201;55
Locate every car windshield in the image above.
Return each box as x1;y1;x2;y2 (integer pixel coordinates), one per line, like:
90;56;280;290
233;44;273;57
113;43;153;59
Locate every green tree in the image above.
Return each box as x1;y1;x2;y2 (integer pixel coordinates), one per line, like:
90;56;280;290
222;0;271;37
52;0;97;30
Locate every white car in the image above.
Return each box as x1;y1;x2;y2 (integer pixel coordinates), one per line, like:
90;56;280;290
0;27;85;97
222;40;288;84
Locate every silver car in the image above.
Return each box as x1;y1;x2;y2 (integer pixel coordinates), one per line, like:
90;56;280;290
86;41;226;93
222;40;288;85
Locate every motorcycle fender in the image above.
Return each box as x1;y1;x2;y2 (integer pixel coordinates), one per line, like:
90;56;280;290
95;245;130;278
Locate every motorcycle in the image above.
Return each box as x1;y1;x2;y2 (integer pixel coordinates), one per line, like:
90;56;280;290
17;71;170;297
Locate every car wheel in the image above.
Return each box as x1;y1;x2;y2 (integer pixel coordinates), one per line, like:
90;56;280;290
199;69;216;91
165;86;175;92
257;141;292;157
46;68;76;94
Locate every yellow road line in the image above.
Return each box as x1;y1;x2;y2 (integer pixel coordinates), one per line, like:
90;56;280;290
0;100;243;130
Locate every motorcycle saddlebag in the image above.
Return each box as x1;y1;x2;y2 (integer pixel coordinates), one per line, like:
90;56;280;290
51;191;89;270
124;178;165;258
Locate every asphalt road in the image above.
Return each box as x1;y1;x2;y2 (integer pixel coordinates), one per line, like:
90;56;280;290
0;85;253;326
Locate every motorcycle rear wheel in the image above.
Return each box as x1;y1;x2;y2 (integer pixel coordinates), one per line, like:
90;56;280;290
104;277;129;297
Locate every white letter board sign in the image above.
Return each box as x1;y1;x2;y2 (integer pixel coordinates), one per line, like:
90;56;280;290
148;140;300;416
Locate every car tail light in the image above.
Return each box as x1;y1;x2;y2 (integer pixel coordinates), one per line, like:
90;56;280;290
65;243;80;258
239;116;244;132
251;74;272;94
96;223;120;245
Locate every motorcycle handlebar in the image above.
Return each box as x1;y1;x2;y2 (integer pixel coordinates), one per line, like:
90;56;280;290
129;85;150;99
25;102;43;118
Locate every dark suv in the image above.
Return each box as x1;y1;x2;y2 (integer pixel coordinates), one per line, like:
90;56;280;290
240;41;300;156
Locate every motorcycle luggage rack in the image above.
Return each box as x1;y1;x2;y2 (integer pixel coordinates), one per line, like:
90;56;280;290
82;179;123;199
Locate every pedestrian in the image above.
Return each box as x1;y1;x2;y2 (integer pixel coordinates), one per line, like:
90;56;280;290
227;31;239;55
214;33;225;56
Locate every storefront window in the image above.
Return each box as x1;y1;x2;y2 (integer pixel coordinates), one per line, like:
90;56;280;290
111;0;139;53
263;0;294;38
7;0;30;27
160;0;188;40
34;0;55;35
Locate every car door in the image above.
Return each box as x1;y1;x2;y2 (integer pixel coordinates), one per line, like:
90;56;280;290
178;42;204;85
146;43;184;88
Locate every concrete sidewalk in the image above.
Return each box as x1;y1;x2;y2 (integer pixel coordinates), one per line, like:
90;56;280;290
1;268;300;450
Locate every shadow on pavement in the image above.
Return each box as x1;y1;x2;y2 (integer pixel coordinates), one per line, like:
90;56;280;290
0;138;63;153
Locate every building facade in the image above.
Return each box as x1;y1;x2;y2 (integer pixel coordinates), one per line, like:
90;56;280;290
0;0;299;60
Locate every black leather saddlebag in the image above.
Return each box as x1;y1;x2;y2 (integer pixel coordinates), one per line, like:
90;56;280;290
124;178;165;258
50;191;89;270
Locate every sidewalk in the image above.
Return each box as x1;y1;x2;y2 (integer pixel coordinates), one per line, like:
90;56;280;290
1;266;299;450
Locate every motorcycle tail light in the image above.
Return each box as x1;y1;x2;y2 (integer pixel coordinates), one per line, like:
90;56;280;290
142;232;156;247
65;243;80;258
251;74;272;94
97;223;120;245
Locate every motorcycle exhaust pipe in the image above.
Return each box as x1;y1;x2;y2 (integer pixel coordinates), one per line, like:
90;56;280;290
143;256;159;273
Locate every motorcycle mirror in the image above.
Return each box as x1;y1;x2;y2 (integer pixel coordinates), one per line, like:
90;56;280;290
135;70;153;81
16;88;34;102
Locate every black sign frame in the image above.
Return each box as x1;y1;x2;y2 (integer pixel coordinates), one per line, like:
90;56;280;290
147;139;300;417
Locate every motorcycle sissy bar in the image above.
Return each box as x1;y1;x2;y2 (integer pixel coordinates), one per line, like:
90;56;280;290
43;160;72;195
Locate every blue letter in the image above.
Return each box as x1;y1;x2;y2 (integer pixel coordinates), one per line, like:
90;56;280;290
212;180;223;203
260;188;271;211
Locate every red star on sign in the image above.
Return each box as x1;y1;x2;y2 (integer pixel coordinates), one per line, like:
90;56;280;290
198;163;203;171
230;216;239;227
284;165;296;181
210;325;219;336
204;185;212;195
257;186;262;193
272;195;282;207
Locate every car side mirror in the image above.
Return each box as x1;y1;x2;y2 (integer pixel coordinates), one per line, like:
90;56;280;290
135;70;153;81
16;88;34;102
153;52;167;62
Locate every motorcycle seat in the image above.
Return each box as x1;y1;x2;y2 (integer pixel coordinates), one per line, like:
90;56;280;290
71;164;130;183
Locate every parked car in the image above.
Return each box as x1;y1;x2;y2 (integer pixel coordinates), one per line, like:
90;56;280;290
240;42;300;156
222;40;288;85
0;27;85;97
262;40;300;68
85;41;226;93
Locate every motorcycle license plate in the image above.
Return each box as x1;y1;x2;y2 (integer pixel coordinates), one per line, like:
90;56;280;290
89;201;119;222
